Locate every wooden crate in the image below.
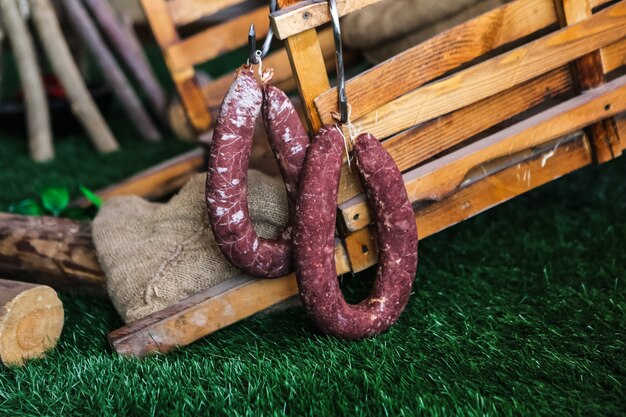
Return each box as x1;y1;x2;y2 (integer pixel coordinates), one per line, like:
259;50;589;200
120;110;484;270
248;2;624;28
108;0;626;356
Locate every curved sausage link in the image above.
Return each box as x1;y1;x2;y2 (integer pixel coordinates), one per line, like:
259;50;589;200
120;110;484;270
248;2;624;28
262;85;309;240
206;67;307;278
294;128;418;339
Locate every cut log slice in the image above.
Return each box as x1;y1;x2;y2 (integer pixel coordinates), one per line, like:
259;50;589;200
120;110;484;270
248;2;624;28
0;279;64;366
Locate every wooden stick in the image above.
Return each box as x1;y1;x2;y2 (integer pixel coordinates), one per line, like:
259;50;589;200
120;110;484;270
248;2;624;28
58;0;161;142
83;0;168;120
0;214;107;298
0;279;64;366
351;1;626;141
168;0;248;26
340;73;626;231
0;0;53;162
555;0;622;163
28;0;119;153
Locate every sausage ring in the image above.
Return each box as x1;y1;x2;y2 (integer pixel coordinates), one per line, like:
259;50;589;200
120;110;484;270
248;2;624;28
206;66;309;277
293;126;418;339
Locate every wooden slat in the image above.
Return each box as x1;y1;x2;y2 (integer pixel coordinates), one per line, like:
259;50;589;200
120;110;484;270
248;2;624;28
73;149;204;207
340;73;626;231
348;1;626;141
344;134;593;272
202;26;337;111
166;6;270;73
315;0;559;127
109;240;351;356
555;0;622;162
139;0;179;47
270;0;383;40
601;38;626;73
277;0;330;133
336;66;575;206
168;0;248;26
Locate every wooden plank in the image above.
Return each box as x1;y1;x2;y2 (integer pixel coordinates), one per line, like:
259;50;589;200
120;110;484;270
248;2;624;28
336;66;574;206
166;6;270;73
348;1;626;141
340;73;626;231
73;148;205;208
344;134;593;272
278;0;330;133
168;0;248;26
109;239;351;356
555;0;622;162
139;0;179;47
202;26;337;111
270;0;383;40
601;38;626;73
315;0;559;127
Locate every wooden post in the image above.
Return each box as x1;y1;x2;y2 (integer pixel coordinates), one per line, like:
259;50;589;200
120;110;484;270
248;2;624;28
28;0;120;153
276;0;330;133
0;0;53;162
0;279;64;366
554;0;623;162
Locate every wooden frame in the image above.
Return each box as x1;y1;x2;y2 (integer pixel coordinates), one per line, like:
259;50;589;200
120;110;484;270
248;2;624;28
101;0;626;356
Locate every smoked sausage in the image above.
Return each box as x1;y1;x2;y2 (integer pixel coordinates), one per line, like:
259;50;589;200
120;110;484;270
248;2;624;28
206;67;308;277
294;127;418;339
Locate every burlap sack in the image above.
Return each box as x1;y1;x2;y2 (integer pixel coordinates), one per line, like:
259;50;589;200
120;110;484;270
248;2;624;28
92;170;288;323
343;0;509;64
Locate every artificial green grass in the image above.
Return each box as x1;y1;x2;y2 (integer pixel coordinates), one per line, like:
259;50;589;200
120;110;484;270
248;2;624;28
1;47;625;417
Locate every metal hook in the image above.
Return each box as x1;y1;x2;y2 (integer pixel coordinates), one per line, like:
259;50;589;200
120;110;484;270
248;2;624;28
328;0;348;124
248;0;277;65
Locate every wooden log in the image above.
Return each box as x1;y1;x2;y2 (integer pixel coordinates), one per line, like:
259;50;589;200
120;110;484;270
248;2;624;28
168;0;248;26
109;238;351;356
555;0;622;163
83;0;168;120
28;0;120;154
0;279;64;366
59;0;161;142
277;0;330;133
340;72;626;232
0;214;107;298
349;1;626;141
336;66;575;206
315;0;559;126
271;0;384;40
0;0;53;162
343;133;593;272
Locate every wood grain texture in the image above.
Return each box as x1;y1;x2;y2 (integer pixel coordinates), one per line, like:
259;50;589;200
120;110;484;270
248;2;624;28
168;0;248;26
349;1;626;141
0;214;106;298
271;0;383;39
343;134;593;272
0;279;64;366
315;0;559;126
109;240;352;356
601;38;626;73
555;0;622;162
340;73;626;231
278;0;330;133
166;6;270;73
336;67;575;206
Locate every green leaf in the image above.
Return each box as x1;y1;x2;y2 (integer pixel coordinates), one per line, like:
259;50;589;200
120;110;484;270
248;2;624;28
8;198;45;216
79;185;103;208
40;187;70;216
